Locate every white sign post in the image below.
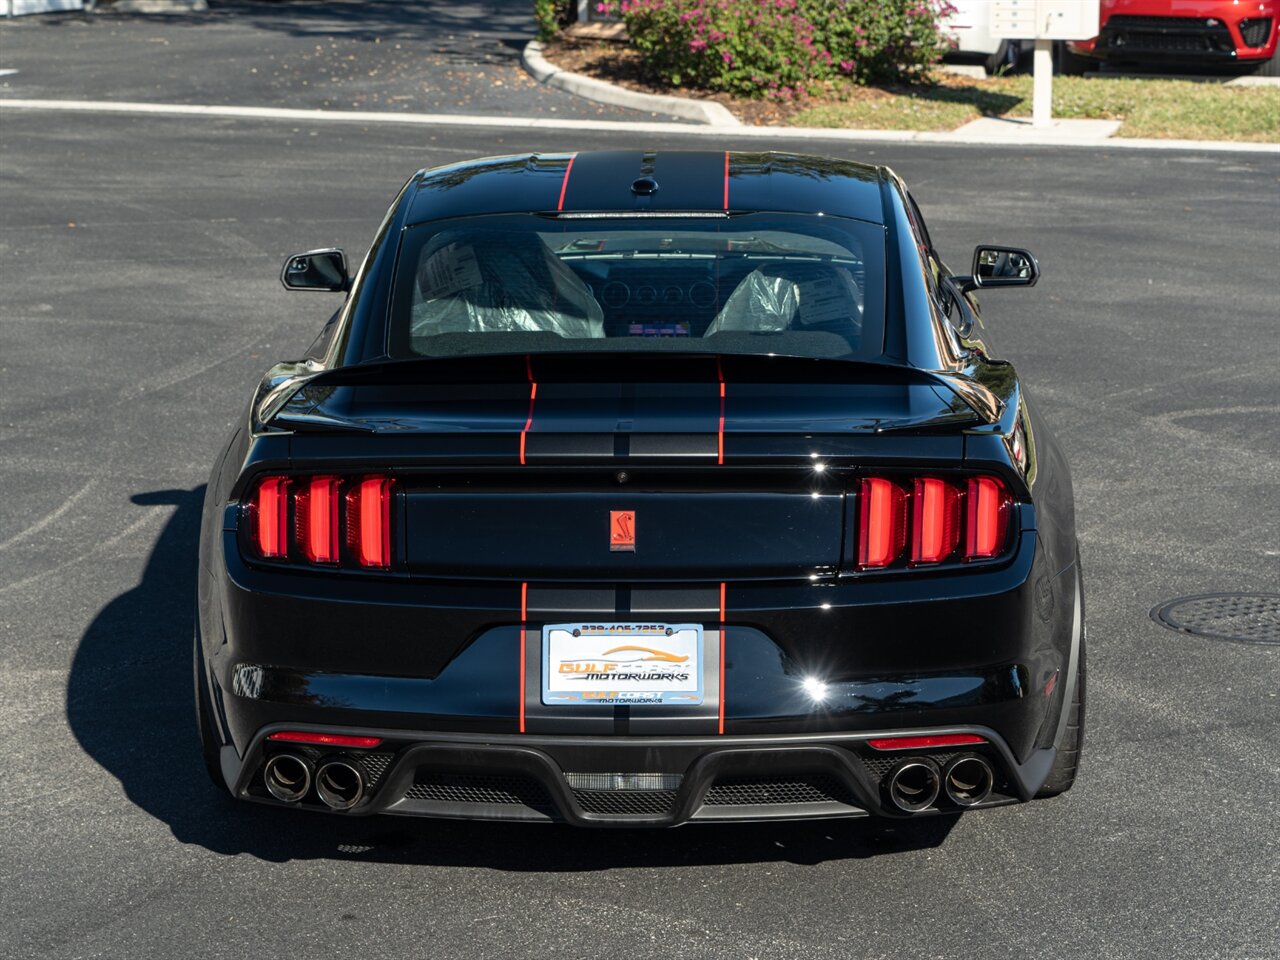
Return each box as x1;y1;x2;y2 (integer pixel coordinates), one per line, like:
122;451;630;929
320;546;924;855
991;0;1100;128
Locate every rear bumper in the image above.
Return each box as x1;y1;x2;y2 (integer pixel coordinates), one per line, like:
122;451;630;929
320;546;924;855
227;723;1057;825
201;511;1081;823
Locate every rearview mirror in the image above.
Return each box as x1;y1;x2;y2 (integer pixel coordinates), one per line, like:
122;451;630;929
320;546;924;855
971;245;1039;288
281;248;349;292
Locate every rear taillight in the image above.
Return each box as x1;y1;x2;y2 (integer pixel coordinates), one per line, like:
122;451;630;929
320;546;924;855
295;476;340;564
857;474;1012;570
347;477;393;569
858;477;907;569
965;476;1011;560
250;476;289;559
246;474;394;569
911;477;961;564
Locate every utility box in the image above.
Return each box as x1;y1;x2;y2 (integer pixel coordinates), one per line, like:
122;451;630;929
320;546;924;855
989;0;1099;40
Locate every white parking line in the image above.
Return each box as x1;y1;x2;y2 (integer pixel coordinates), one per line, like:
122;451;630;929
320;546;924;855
1;96;1277;153
0;70;19;78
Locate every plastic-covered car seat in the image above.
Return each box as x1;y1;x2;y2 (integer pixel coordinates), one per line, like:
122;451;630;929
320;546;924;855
704;261;863;338
410;231;604;338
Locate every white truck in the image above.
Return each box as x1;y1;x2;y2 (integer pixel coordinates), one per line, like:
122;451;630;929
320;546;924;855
943;0;1027;74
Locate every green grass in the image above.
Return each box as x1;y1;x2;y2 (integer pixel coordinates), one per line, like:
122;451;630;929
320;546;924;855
790;75;1280;142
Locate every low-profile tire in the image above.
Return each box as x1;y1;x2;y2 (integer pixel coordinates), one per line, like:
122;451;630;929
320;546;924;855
1054;41;1091;76
1038;555;1086;797
193;620;228;790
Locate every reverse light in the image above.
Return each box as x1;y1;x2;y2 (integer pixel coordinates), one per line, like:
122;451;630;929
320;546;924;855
347;477;394;568
295;476;341;564
911;477;961;564
267;731;383;748
857;477;907;569
251;476;289;559
867;734;986;750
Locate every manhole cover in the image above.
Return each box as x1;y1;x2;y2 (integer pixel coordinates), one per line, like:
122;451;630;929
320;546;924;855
1151;593;1280;646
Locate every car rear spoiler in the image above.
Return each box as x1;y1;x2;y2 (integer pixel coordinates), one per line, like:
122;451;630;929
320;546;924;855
254;352;1002;432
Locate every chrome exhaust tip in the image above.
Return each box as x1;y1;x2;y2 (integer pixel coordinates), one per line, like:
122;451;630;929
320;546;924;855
315;758;365;811
263;753;312;803
944;755;994;808
887;759;941;813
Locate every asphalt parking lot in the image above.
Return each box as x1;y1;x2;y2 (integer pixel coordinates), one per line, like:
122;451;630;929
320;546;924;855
2;11;1279;959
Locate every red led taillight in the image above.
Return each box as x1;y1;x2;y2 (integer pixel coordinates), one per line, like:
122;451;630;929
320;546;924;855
247;473;394;568
346;477;394;569
867;734;987;750
858;477;908;569
267;731;383;748
911;477;961;564
294;476;341;564
857;474;1013;569
251;476;290;559
965;476;1012;560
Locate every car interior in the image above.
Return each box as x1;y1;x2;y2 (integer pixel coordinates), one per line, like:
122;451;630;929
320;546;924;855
407;227;869;350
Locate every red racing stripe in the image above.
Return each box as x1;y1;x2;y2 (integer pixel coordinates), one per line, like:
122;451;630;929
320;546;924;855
557;153;578;211
519;581;528;733
519;356;537;465
723;150;730;210
716;356;725;465
718;581;727;735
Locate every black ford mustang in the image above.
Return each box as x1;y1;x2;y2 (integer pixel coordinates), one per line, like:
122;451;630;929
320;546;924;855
196;151;1084;825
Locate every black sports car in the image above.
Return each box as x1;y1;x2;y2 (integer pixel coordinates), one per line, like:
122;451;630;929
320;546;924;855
196;151;1084;825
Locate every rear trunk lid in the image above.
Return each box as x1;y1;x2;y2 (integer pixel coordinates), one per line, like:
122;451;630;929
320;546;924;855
276;353;982;581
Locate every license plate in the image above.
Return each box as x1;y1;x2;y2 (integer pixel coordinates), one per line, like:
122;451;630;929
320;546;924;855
542;623;703;706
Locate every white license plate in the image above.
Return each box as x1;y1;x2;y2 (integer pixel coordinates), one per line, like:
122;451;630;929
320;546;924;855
541;623;703;706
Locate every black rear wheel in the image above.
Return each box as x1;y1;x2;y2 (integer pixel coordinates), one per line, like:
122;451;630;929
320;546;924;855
1038;556;1086;797
1054;41;1091;76
193;621;228;790
984;40;1019;76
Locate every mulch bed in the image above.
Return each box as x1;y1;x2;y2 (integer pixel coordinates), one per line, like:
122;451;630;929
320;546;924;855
542;38;812;125
542;37;969;127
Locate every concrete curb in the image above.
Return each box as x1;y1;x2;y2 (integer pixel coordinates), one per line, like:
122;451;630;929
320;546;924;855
3;98;1278;153
521;39;741;127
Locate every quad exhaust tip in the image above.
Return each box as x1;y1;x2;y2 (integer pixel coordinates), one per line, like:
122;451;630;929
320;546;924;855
315;758;366;810
944;755;994;808
887;759;941;813
263;753;312;803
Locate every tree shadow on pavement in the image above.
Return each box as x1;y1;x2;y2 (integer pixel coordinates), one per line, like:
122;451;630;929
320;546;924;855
101;0;537;62
67;486;956;869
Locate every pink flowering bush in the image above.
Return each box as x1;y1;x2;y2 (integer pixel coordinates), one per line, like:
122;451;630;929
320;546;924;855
534;0;576;40
598;0;956;98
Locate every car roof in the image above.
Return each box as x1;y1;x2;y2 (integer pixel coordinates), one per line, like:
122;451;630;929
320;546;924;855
404;151;889;226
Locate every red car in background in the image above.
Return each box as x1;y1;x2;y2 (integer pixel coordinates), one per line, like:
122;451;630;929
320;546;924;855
1060;0;1279;75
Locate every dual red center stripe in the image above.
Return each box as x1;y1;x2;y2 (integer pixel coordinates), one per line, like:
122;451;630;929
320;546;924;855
517;153;732;734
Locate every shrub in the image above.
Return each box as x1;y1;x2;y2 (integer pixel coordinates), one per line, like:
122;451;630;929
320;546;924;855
534;0;577;40
601;0;956;99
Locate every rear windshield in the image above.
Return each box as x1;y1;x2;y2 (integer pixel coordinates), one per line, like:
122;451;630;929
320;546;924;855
388;213;886;361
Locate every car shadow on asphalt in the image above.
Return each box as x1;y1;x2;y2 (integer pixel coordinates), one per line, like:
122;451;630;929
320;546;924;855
67;486;957;868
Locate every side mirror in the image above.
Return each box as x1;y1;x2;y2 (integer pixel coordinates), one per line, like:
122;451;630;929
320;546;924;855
281;248;349;292
969;245;1039;289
